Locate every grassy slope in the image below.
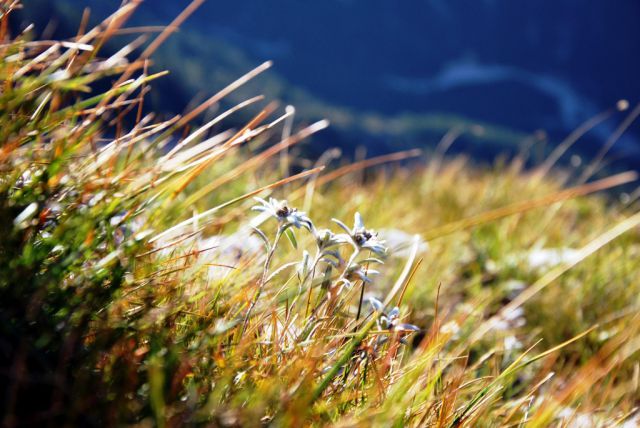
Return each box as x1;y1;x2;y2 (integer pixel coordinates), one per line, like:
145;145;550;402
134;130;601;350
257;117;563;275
228;158;640;426
2;3;640;427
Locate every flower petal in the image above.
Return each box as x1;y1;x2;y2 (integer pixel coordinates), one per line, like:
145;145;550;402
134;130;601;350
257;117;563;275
367;296;385;312
354;212;365;230
332;218;352;234
394;323;420;332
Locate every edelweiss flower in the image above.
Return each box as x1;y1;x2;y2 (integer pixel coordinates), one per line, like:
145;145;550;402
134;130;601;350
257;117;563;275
313;228;349;250
368;296;420;333
332;212;387;256
252;197;313;230
345;264;379;283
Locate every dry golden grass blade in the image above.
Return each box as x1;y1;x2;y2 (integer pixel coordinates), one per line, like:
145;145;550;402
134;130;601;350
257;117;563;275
301;148;342;213
527;316;640;428
0;139;20;163
471;210;640;342
12;40;94;51
139;0;205;60
384;235;421;307
221;101;278;149
13;43;60;78
175;61;273;130
87;1;203;121
579;102;640;183
279;105;296;177
150;166;325;244
423;171;637;241
101;35;150;70
162;96;265;161
0;1;20;23
79;109;178;179
76;7;91;39
181;119;330;209
290;148;422;199
159;130;233;172
170;102;277;198
430;126;464;174
92;1;141;58
103;26;167;36
532;104;638;237
396;258;423;308
534;107;617;179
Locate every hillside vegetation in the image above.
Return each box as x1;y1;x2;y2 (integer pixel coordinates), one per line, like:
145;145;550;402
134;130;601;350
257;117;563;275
1;3;640;427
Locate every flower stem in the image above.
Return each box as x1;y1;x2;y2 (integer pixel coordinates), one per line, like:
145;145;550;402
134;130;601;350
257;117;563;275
355;279;365;322
241;227;283;336
311;315;378;403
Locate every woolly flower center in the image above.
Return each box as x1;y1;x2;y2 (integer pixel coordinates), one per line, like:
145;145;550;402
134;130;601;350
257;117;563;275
353;230;373;245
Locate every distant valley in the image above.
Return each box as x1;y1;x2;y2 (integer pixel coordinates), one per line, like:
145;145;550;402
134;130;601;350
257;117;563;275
15;0;640;169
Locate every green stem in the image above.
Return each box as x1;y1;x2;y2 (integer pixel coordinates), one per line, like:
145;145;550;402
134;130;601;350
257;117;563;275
311;314;378;403
241;227;283;336
356;280;365;322
303;253;322;318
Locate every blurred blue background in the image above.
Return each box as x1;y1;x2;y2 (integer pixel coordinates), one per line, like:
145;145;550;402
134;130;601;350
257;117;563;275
16;0;640;169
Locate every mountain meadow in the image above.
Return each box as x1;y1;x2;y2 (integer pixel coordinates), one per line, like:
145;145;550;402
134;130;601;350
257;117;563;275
2;2;640;427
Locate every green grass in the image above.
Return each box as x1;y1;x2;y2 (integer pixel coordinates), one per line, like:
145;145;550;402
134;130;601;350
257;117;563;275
2;2;640;427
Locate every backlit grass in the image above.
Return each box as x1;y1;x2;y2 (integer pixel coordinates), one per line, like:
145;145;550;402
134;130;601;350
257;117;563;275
1;2;640;426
